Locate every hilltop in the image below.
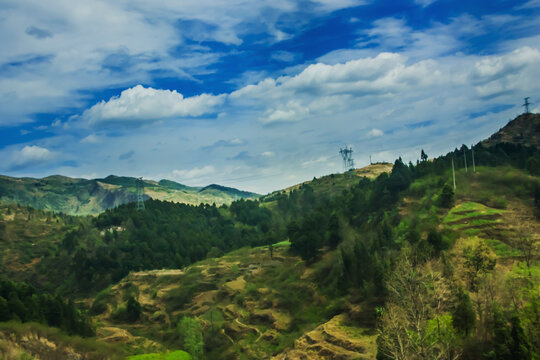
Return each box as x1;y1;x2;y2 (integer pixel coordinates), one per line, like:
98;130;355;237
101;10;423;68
261;162;393;204
483;112;540;148
0;174;260;215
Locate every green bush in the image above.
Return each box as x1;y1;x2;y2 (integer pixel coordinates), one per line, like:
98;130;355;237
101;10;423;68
489;197;507;209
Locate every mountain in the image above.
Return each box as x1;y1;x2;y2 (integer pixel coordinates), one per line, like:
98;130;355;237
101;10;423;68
199;183;260;198
483;112;540;148
0;174;260;215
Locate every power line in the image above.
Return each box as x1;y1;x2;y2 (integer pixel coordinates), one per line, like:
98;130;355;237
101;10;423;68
339;146;355;172
523;97;530;114
471;144;476;173
451;157;456;190
136;177;145;211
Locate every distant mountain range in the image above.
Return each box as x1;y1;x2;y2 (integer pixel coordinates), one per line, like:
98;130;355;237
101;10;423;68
0;174;260;215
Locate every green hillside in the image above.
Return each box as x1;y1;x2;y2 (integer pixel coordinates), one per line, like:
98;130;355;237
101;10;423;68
0;174;260;215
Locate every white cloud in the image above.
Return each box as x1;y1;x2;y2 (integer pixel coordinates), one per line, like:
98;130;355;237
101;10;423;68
231;52;442;126
230;138;245;145
367;128;384;137
80;134;100;143
172;165;215;180
260;100;309;124
517;0;540;9
261;151;275;157
320;14;525;64
470;47;540;97
0;0;367;126
82;85;226;127
9;145;55;169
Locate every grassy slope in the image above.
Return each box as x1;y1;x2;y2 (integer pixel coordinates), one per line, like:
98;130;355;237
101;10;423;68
261;163;393;210
274;162;392;195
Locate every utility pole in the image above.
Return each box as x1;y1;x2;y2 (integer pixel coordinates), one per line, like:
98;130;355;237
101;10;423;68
452;157;456;190
471;145;476;173
463;147;468;173
369;155;372;165
523;97;530;114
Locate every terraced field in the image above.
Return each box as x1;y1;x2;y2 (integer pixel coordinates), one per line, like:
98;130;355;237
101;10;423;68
90;243;376;359
443;202;515;256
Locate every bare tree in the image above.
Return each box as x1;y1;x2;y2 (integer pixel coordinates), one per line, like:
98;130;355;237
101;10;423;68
378;253;459;360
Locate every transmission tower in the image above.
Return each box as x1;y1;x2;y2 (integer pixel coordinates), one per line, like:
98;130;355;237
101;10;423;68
136;177;145;211
339;146;355;172
523;97;530;114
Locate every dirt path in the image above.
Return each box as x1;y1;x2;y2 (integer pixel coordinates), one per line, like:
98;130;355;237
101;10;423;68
234;318;263;342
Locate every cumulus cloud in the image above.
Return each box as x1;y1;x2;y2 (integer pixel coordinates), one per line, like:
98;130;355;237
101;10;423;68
470;47;540;98
8;145;55;170
82;85;226;127
172;165;215;180
231;52;442;126
1;0;368;127
233;52;437;102
260;100;310;124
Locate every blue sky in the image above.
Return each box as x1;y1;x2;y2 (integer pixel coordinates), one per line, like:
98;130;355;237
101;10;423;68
1;0;539;193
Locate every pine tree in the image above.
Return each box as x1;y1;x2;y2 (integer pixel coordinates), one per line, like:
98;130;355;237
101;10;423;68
451;288;475;336
510;314;532;359
126;295;141;322
421;149;428;162
438;184;454;208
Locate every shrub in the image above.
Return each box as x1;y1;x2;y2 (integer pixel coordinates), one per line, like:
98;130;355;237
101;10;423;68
438;184;454;208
